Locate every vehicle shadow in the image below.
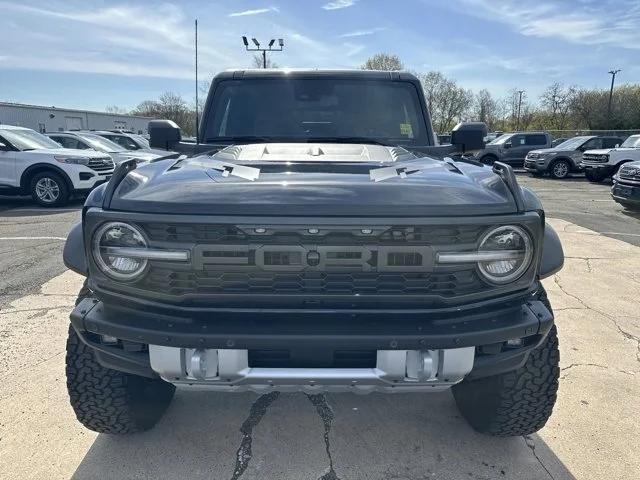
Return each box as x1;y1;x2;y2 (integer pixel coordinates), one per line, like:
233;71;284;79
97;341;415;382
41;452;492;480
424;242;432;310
0;195;84;216
72;390;576;480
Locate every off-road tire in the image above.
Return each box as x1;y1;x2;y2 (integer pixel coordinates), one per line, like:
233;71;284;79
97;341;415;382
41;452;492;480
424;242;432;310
452;293;559;436
585;170;606;183
30;171;70;207
66;286;175;434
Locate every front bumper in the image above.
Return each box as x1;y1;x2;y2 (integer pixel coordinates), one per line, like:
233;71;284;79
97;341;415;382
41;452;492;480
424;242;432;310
611;179;640;207
582;163;615;175
71;287;554;390
524;159;548;172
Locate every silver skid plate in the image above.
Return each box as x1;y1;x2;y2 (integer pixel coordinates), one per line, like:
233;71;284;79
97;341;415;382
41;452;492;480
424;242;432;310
149;346;475;393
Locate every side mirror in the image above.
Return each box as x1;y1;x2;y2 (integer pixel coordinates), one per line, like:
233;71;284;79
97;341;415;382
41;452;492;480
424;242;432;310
450;122;488;154
149;120;182;150
503;141;512;149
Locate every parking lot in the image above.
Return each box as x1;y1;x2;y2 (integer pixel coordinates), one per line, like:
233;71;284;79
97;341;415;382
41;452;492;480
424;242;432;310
1;174;639;480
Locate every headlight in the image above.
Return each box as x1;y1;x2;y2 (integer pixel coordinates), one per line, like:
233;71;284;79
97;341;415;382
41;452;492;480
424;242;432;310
54;155;90;165
92;222;148;281
477;226;533;284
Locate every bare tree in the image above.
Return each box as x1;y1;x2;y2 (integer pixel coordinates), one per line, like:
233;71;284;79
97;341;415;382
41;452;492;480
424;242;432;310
473;89;499;130
540;82;577;130
133;92;197;136
361;53;404;71
251;54;279;69
105;105;129;115
419;71;472;133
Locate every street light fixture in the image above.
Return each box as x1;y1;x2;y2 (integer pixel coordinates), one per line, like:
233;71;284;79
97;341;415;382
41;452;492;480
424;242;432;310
607;69;621;128
242;36;285;68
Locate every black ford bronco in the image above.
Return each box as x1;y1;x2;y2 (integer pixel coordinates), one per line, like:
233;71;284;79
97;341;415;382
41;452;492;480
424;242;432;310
63;70;564;436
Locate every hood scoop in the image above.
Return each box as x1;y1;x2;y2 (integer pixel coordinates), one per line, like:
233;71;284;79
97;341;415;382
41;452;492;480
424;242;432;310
211;142;417;163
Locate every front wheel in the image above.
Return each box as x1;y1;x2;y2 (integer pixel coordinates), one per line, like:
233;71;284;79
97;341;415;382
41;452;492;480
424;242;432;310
550;160;570;179
452;324;559;437
30;171;69;207
66;323;175;434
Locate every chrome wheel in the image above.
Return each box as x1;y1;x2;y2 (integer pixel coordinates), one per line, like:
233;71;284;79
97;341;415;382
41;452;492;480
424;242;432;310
552;161;569;179
35;177;60;203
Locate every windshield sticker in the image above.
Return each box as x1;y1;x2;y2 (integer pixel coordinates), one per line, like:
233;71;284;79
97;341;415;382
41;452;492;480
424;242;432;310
400;123;413;137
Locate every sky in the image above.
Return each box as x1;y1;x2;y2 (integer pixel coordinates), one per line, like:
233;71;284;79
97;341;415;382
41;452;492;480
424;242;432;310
1;0;639;112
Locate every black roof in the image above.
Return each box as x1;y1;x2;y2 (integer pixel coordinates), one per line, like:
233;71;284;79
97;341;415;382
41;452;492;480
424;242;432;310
215;69;419;82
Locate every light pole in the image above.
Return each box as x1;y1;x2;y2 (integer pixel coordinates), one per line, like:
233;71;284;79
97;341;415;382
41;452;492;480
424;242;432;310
607;69;621;128
516;90;525;131
242;37;284;68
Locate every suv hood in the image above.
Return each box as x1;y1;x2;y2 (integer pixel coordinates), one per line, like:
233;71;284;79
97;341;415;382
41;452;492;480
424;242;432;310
108;143;519;216
26;148;110;158
528;147;573;155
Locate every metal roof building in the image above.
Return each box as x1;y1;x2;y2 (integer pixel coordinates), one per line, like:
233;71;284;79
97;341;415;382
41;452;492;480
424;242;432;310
0;102;153;134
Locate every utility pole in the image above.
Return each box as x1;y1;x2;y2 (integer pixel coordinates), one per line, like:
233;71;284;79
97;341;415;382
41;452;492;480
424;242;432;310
516;90;525;131
607;69;621;128
194;19;199;146
242;37;284;68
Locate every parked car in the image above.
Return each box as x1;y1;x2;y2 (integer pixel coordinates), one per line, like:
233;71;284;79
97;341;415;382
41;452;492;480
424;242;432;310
46;132;161;165
0;125;114;206
611;161;640;211
63;69;563;438
581;134;640;182
476;132;552;166
92;130;169;156
524;135;624;179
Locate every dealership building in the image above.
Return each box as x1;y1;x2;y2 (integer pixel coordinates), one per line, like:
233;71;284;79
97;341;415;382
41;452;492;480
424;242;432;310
0;102;153;134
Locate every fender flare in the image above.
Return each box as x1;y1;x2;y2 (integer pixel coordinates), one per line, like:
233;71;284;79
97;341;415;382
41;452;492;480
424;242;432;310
63;222;88;276
20;163;75;193
539;223;564;279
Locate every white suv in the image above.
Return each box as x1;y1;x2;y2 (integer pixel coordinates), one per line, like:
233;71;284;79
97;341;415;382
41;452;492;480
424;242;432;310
0;125;114;207
582;134;640;182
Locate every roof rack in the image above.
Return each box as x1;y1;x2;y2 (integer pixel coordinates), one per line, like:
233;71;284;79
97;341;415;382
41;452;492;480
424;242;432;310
492;162;525;213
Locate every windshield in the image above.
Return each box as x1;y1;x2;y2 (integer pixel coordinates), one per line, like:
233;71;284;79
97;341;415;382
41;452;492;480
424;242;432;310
205;79;429;146
620;135;640;148
488;134;513;145
78;133;126;152
0;128;62;151
554;136;592;150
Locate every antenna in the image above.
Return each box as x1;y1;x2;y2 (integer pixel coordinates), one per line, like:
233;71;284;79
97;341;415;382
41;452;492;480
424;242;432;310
195;18;199;148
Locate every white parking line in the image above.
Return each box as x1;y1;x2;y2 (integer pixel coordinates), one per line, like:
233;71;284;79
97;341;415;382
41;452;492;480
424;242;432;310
574;230;640;238
0;236;66;241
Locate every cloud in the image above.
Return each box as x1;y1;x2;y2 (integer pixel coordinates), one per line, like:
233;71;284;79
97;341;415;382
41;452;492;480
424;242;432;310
342;42;365;57
339;27;386;38
322;0;356;11
457;0;640;50
228;7;278;17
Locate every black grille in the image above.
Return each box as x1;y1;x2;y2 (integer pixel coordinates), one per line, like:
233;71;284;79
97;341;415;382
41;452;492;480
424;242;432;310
140;268;481;297
583;153;608;163
619;168;640;182
88;157;115;173
133;222;489;299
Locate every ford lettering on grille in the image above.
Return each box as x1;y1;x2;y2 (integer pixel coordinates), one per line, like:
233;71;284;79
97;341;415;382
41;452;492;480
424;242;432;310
193;244;434;272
